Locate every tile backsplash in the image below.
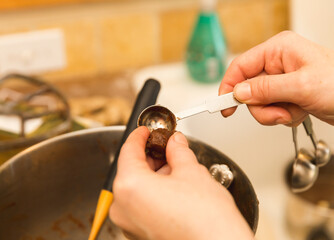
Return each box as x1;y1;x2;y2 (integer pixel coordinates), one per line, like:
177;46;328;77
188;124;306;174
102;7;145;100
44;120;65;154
0;0;289;82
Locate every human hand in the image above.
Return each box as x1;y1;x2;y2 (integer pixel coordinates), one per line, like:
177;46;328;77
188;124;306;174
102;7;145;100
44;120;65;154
219;31;334;126
109;126;253;240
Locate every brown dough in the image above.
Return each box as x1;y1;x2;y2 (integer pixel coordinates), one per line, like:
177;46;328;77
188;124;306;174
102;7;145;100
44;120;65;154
146;128;175;161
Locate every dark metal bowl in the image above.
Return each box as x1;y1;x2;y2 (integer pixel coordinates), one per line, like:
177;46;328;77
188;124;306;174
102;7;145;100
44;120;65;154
0;126;258;239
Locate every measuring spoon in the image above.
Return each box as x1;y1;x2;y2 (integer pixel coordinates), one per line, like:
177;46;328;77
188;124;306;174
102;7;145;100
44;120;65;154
290;126;319;193
302;116;331;167
137;92;241;131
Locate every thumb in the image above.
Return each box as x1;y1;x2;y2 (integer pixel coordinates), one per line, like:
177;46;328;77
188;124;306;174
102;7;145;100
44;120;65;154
165;132;198;170
234;72;301;105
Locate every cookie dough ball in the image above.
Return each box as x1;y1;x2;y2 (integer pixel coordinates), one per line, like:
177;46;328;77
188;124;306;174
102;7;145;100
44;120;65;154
146;128;175;160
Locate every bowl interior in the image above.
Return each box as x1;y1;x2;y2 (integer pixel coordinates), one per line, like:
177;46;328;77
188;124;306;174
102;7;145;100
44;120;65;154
0;126;258;240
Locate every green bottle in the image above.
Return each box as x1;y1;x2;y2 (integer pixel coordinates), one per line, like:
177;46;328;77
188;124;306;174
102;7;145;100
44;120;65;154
186;0;227;83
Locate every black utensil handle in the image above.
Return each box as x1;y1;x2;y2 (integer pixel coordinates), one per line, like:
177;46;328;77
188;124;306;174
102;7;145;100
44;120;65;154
306;226;331;240
103;79;161;191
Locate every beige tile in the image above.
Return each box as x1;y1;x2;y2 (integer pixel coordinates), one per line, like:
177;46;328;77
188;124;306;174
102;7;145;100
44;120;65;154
0;0;290;82
0;28;30;36
217;0;269;53
0;19;98;81
270;0;290;34
39;20;98;81
159;7;198;62
100;13;156;74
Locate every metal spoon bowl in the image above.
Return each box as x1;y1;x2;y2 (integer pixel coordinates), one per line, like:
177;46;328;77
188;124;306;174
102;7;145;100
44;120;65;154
290;127;320;193
137;92;242;132
315;140;331;167
302;116;331;167
291;148;319;193
137;105;176;131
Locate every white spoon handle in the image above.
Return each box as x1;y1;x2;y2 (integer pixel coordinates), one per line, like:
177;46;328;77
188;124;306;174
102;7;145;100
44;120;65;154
175;92;242;121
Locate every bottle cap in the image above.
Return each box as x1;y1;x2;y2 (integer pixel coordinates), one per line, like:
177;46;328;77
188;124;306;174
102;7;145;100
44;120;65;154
200;0;218;12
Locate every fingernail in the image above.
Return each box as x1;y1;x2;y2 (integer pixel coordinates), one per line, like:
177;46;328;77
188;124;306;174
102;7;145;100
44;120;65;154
234;83;252;102
172;132;188;146
275;118;290;125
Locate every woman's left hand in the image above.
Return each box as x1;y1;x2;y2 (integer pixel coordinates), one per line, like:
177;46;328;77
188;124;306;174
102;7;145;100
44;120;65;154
109;126;253;240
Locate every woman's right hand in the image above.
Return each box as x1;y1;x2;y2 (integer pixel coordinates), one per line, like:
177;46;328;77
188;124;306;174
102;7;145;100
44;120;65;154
219;31;334;126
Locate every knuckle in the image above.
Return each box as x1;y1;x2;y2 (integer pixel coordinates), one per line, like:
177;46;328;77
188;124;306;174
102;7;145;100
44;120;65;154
279;30;293;37
270;31;297;47
253;76;271;103
113;176;138;198
296;71;313;99
108;205;118;222
276;30;295;40
171;145;193;158
229;57;239;67
192;163;209;175
198;164;210;174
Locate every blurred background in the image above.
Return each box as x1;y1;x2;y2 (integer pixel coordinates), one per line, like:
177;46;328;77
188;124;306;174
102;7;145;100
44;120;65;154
0;0;289;81
0;0;290;163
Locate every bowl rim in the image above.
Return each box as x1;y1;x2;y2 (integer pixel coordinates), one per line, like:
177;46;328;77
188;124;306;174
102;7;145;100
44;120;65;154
0;125;126;171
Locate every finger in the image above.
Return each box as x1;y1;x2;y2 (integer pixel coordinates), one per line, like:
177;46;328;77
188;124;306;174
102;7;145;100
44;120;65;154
118;126;151;173
109;204;145;239
273;103;308;126
122;230;138;240
156;164;172;175
220;106;237;118
221;71;292;117
146;156;166;171
233;71;305;105
247;103;307;126
165;132;198;170
247;105;291;126
220;71;268;117
219;42;274;96
109;206;131;235
219;52;261;95
219;31;297;96
146;156;155;170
